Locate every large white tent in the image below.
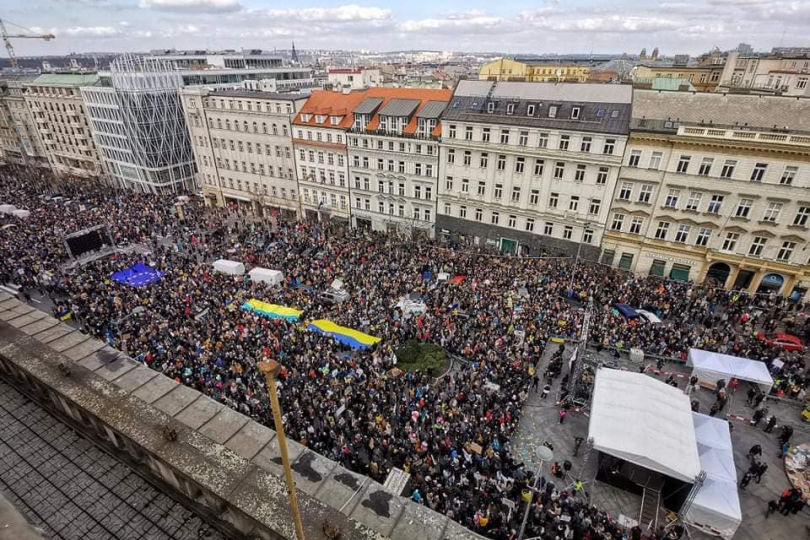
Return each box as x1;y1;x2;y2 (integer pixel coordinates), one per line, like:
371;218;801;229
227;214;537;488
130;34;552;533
685;413;741;539
248;268;284;287
212;259;245;276
588;369;701;483
687;349;773;395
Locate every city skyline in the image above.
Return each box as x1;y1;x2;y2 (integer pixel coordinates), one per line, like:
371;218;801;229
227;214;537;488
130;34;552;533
0;0;808;58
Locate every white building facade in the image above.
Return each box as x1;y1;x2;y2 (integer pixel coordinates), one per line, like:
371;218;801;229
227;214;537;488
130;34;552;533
181;87;307;218
293;89;369;224
327;68;381;90
346;89;451;235
436;80;632;256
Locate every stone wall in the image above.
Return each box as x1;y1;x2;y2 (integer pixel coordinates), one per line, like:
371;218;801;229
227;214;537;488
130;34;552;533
0;290;483;540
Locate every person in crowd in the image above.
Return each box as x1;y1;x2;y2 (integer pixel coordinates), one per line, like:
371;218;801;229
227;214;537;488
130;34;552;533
752;407;768;427
739;470;753;489
755;462;768;484
765;499;779;518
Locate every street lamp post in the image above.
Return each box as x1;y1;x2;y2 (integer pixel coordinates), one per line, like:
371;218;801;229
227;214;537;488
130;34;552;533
258;360;307;540
517;446;554;540
568;221;590;292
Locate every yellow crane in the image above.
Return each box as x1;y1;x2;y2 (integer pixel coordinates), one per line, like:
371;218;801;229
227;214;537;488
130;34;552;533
0;19;55;70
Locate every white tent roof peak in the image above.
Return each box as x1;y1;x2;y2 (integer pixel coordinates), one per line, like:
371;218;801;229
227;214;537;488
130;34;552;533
588;368;701;483
687;349;773;394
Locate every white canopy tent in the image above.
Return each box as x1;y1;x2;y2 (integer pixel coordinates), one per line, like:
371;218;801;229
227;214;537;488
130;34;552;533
687;349;773;395
249;268;284;287
11;209;30;219
685;413;741;539
212;259;245;276
0;204;16;214
588;369;701;483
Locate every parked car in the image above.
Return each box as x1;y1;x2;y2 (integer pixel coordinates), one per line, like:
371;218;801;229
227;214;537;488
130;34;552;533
319;289;350;305
756;332;805;352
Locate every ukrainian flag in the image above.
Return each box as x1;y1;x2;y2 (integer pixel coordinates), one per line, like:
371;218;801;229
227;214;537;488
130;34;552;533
307;319;381;350
241;299;303;321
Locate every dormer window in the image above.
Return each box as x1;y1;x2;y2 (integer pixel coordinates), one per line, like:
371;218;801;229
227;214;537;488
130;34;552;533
527;104;536;116
571;107;581;120
506;103;515;115
315;115;326;124
330;116;341;126
548;106;558;118
353;113;368;130
301;113;312;122
487;102;495;113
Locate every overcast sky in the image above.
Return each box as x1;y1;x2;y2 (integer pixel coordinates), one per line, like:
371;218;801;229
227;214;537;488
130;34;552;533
1;0;808;57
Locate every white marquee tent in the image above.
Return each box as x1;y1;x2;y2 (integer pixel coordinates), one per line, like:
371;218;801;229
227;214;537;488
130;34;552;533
0;204;16;214
248;268;284;287
685;413;741;539
212;259;245;276
588;369;701;483
687;349;773;395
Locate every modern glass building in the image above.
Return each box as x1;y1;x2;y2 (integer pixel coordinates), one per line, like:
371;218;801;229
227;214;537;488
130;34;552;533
84;53;316;193
82;55;195;193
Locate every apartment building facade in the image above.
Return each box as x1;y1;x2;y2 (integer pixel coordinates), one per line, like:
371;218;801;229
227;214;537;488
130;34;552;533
717;51;810;96
23;74;102;178
2;76;48;168
292;89;369;224
346;88;451;234
479;58;592;83
181;87;307;218
437;80;632;256
0;84;23;165
601;90;810;298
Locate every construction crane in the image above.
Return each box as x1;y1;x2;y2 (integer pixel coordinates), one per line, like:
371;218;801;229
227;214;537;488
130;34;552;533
0;19;55;70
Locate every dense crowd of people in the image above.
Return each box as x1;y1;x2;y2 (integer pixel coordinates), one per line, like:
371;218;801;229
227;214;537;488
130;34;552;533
1;166;808;539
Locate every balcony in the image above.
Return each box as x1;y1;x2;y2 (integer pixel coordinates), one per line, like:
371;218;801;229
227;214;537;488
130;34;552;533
677;125;810;148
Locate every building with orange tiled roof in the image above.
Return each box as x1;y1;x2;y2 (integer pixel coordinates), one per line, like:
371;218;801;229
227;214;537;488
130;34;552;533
292;88;369;223
345;87;452;234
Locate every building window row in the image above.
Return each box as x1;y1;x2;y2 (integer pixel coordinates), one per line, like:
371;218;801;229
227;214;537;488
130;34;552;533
350;154;434;177
629;148;801;186
447;124;617;155
211;117;289;137
350;137;437;155
295;129;344;144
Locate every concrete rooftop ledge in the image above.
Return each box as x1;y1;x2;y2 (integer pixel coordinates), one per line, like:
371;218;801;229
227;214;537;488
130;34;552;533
0;291;483;540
